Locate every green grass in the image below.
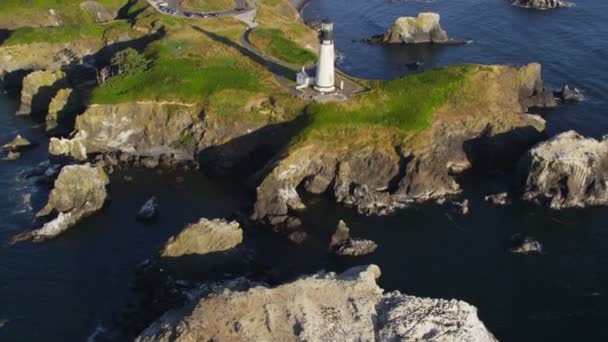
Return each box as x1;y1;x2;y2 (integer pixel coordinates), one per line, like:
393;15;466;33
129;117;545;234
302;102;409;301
298;65;476;144
249;28;316;66
3;20;133;45
90;41;263;104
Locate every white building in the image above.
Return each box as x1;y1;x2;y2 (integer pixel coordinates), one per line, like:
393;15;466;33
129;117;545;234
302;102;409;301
314;19;335;93
296;66;313;90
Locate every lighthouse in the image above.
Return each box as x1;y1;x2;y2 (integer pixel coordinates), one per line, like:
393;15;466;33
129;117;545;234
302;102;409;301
314;19;335;93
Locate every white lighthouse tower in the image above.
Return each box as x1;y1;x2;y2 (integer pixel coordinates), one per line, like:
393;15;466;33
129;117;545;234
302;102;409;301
314;19;335;93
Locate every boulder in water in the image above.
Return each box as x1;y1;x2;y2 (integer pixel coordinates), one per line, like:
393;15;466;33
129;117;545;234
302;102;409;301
330;220;378;256
161;218;243;257
519;131;608;208
510;235;543;254
556;85;583;102
136;265;498;342
2;151;21;161
21;163;109;241
484;192;512;205
2;134;33;152
367;13;465;45
137;197;159;221
510;0;574;10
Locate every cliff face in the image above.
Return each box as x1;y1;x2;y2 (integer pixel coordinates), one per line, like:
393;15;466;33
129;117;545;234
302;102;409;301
50;101;269;161
0;41;102;77
17;70;67;116
253;64;549;225
136;265;497;342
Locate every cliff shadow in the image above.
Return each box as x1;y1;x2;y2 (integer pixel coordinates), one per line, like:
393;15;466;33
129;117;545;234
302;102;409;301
197;113;310;180
0;29;10;45
190;25;297;80
27;78;69;118
1;69;33;95
463;125;545;170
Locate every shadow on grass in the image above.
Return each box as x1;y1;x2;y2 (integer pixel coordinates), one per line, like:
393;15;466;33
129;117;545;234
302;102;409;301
190;25;297;80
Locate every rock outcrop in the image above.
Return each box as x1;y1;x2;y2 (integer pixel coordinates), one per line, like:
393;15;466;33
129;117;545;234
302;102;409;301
253;64;550;225
510;0;574;10
519;130;608;208
136;265;497;342
49;131;89;161
329;220;378;256
510;235;543;254
2;134;33;151
368;13;464;45
79;1;117;23
26;163;109;241
162;218;243;257
46;87;83;133
136;197;159;222
17;70;67;116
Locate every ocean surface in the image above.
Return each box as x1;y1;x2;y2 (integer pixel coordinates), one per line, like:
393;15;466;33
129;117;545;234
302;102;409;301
1;0;607;341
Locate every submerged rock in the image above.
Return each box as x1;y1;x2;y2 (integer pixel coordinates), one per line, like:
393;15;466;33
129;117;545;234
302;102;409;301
330;220;378;256
510;0;574;10
137;197;159;222
519;130;608;208
136;265;497;342
2;151;21;161
2;134;33;151
24;163;108;241
162;218;243;257
485;192;512;205
367;13;465;45
556;85;583;102
510;235;543;254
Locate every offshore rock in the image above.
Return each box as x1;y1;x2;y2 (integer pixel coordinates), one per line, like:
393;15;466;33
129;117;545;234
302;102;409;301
2;134;33;151
162;218;243;257
253;64;549;225
28;163;108;241
17;70;67;116
510;0;574;10
2;151;21;161
136;265;497;342
510;235;543;254
137;197;159;222
330;220;378;256
485;192;512;205
556;85;583;102
519;130;608;208
368;13;464;44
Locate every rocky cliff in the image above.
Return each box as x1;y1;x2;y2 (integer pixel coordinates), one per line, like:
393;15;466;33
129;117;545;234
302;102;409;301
136;265;497;342
253;64;551;226
17;70;67;116
510;0;574;9
519;130;608;208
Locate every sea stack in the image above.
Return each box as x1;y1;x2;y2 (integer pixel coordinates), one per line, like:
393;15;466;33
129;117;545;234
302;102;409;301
369;12;465;45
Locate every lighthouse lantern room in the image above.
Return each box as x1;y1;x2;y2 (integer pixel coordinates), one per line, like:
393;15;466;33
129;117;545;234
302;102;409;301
314;19;336;93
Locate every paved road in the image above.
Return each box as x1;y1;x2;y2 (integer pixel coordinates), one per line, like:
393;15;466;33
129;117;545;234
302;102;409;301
147;0;253;20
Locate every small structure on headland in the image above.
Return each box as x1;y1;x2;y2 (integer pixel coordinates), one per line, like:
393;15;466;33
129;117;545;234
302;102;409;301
296;19;366;102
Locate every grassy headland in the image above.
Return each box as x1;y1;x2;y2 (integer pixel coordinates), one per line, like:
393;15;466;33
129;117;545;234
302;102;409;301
296;65;477;147
249;28;316;65
0;0;129;29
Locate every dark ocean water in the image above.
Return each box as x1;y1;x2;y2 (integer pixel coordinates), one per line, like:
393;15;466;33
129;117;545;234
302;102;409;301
1;0;607;341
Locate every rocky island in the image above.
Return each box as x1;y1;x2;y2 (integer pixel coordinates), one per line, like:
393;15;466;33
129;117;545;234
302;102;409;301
510;0;575;10
0;0;597;340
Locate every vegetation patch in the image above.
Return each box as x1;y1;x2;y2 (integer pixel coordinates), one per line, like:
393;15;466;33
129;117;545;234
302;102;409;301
90;39;263;104
180;0;236;12
3;20;135;45
249;28;316;66
296;65;477;146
